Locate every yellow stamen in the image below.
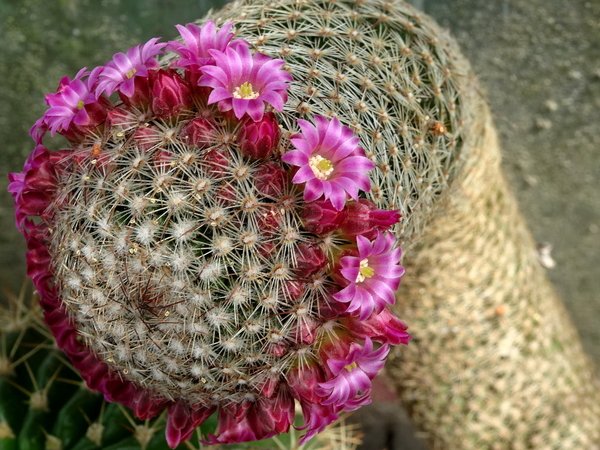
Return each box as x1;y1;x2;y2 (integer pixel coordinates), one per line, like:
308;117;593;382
77;100;85;110
356;258;374;283
126;68;137;79
232;82;260;99
317;158;333;172
345;362;358;371
309;155;334;180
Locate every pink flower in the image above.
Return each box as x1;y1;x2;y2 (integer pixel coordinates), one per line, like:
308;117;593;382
41;67;108;137
317;337;389;410
199;44;292;121
281;116;375;211
287;363;342;444
96;37;166;97
237;112;280;159
340;199;401;240
298;401;341;445
333;232;404;320
167;21;245;72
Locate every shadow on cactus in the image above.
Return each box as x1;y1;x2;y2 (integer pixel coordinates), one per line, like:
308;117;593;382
7;0;466;447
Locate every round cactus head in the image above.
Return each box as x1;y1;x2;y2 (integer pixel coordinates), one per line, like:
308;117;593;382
9;0;470;446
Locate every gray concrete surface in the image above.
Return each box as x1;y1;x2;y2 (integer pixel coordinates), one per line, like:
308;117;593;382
0;1;598;449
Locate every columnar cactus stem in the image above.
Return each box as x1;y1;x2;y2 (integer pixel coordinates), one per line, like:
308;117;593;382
388;110;600;449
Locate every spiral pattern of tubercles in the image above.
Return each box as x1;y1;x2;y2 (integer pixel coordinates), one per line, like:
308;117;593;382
11;15;413;448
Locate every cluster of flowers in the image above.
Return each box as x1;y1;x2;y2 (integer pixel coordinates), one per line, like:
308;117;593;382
9;20;410;448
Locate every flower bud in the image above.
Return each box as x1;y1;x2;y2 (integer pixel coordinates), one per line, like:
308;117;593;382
153;149;175;171
319;291;350;320
151;69;193;120
237;112;280;159
256;205;281;238
342;308;411;345
203;149;230;176
340;199;401;241
179;118;217;148
184;70;213;104
302;199;348;235
216;184;237;205
119;75;152;108
282;280;305;301
294;242;328;279
254;161;286;198
294;316;319;344
84;95;112;126
133;125;161;152
288;362;327;404
259;374;280;398
106;107;140;134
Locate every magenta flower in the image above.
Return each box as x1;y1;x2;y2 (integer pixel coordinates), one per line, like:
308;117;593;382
287;362;342;444
96;37;166;97
281;116;375;211
41;67;104;136
167;21;245;72
198;44;292;121
298;402;341;444
317;338;389;410
333;232;404;320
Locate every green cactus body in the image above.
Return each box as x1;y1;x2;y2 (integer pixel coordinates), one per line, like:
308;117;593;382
1;295;360;450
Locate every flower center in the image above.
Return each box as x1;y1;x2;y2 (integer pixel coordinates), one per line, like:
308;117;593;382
126;67;137;79
232;82;260;100
355;258;374;283
344;361;358;372
77;100;85;110
309;155;334;180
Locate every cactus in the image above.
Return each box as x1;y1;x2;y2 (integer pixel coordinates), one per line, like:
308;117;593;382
0;283;363;450
6;1;439;447
198;0;469;244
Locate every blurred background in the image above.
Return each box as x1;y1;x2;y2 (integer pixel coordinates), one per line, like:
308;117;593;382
0;0;598;448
